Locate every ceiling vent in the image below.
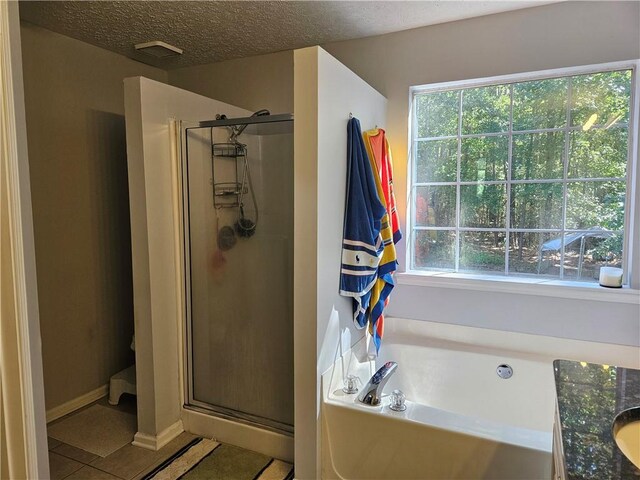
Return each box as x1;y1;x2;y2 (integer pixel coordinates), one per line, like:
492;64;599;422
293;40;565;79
134;41;183;58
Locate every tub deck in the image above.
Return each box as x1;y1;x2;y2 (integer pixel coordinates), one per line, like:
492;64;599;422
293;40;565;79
321;317;640;479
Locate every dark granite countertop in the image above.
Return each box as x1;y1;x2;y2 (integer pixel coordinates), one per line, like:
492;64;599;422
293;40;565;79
554;359;640;479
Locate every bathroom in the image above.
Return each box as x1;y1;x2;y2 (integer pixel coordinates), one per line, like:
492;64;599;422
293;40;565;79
1;1;639;479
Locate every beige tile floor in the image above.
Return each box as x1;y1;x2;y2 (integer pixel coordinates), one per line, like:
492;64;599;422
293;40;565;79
49;432;199;480
47;396;293;480
47;396;197;480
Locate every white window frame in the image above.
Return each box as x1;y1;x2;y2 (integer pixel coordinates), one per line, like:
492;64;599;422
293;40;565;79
403;60;640;301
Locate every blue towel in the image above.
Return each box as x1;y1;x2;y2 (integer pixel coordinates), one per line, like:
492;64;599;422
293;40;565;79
339;118;387;329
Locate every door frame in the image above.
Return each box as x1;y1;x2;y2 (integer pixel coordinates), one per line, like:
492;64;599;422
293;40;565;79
0;2;49;478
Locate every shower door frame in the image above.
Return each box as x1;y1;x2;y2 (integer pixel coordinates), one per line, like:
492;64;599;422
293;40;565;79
179;117;295;436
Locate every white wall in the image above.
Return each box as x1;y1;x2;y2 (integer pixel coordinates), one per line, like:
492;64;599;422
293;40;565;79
322;1;640;346
124;77;248;448
389;285;640;346
293;46;387;479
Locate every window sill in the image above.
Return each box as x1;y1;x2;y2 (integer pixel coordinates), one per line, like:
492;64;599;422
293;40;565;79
395;271;640;304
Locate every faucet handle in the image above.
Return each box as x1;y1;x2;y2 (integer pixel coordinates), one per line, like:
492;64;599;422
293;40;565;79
389;389;407;411
342;375;361;394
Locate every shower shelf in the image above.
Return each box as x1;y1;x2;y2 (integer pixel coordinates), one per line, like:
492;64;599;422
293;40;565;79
212;143;246;158
211;142;248;209
214;182;248;197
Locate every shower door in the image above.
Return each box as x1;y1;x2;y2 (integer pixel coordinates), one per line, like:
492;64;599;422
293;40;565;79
181;116;294;433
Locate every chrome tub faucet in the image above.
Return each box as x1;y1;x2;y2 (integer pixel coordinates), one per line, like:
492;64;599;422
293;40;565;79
358;361;398;406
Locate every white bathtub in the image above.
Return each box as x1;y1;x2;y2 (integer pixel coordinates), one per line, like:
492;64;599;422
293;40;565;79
321;317;640;480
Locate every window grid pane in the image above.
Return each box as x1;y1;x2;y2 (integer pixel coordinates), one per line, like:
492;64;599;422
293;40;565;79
415;122;629;142
411;68;632;280
504;83;514;274
559;77;572;278
455;90;463;271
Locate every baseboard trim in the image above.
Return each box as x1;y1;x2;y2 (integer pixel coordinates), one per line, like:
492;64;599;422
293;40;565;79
46;384;109;423
132;419;184;451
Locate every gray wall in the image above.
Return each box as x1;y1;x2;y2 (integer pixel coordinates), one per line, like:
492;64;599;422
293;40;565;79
20;22;168;410
168;50;293;114
322;1;640;346
168;1;639;348
323;1;640;271
20;1;640;411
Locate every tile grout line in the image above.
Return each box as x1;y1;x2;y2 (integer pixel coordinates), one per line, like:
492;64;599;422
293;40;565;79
88;456;134;480
84;443;136;480
51;444;98;465
60;456;129;480
53;455;84;480
66;465;127;480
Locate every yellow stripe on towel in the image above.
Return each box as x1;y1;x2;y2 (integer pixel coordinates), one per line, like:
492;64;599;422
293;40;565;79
362;132;398;352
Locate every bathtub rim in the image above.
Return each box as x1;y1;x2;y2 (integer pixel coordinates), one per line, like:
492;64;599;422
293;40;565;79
322;389;553;453
321;316;640;457
322;317;640;405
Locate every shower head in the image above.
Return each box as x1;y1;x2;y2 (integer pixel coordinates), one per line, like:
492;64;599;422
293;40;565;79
229;109;271;142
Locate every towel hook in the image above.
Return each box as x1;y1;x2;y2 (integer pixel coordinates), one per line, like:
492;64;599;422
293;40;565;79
349;112;353;119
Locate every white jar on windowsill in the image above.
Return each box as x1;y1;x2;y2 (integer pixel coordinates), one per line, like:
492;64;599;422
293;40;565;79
599;267;623;288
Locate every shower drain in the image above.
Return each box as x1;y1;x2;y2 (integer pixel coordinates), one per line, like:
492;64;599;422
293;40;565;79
496;364;513;379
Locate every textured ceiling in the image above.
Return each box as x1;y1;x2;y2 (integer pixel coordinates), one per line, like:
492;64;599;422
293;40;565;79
19;1;555;70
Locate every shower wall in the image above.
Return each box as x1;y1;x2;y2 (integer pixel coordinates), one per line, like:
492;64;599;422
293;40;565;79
185;125;294;428
124;76;251;446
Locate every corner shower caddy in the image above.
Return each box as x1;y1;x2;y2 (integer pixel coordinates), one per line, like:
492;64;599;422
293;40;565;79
211;141;249;209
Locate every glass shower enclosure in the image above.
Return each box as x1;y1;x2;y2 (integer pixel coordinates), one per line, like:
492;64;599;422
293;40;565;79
180;114;294;434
